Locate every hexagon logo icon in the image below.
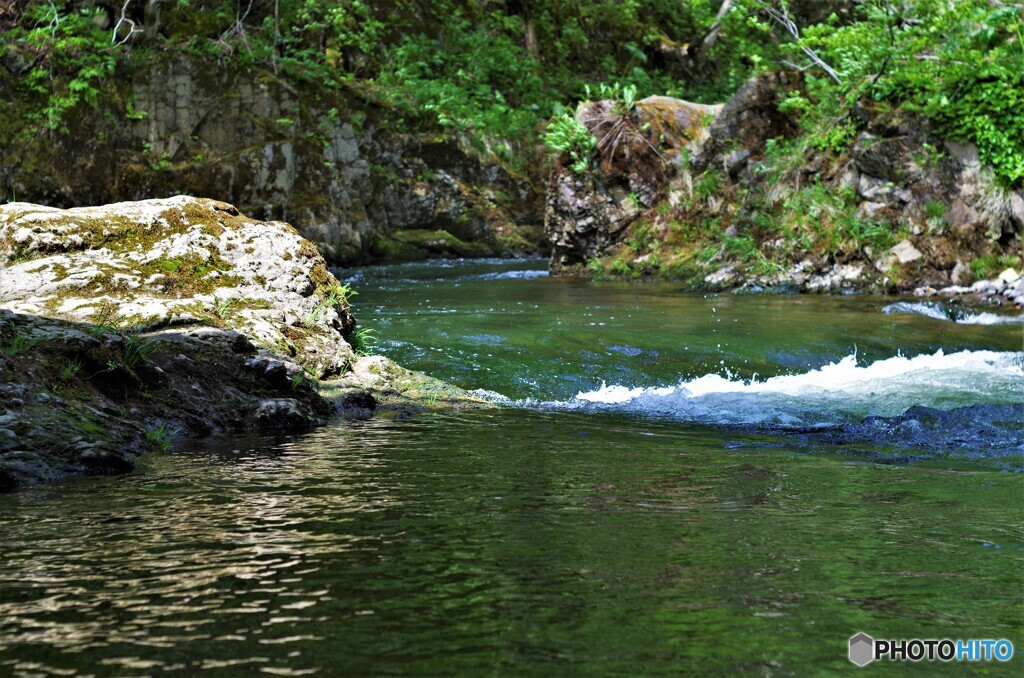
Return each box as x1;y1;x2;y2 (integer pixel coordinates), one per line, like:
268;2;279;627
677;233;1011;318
849;633;875;667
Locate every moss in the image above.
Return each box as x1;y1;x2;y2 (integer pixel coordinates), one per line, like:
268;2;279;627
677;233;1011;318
969;254;1020;282
369;229;496;262
308;260;334;289
139;253;241;297
492;222;547;254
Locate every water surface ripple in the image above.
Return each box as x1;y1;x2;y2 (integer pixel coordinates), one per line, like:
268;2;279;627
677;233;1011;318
1;259;1021;675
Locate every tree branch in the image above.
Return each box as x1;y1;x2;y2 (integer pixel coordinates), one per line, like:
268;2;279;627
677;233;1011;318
112;0;143;45
762;4;842;84
699;0;735;55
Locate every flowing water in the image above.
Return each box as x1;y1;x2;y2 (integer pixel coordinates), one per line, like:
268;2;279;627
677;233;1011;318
1;259;1022;675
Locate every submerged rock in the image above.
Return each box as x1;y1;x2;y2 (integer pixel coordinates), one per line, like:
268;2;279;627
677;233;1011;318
0;197;487;490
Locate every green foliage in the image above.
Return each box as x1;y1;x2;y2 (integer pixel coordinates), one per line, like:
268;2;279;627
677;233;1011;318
122;331;158;370
1;331;40;358
350;327;379;356
970;254;1019;281
782;0;1024;185
145;422;172;453
327;284;357;306
693;172;722;200
12;2;117;133
59;358;83;381
303;302;328;328
9;0;1019;192
543;113;596;173
213;296;239;319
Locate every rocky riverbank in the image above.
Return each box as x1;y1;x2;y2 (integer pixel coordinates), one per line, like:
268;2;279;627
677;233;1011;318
545;72;1023;302
0;197;487;491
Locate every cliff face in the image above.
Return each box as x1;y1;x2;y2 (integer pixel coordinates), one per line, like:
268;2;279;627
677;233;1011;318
0;196;487;491
545;72;1024;298
0;55;545;265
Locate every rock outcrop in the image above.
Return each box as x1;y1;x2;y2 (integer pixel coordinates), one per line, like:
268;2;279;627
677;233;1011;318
546;95;721;273
0;55;545;265
546;71;1023;297
0;197;486;491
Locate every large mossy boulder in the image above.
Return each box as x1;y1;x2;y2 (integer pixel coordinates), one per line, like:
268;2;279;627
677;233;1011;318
0;196;486;491
1;195;356;377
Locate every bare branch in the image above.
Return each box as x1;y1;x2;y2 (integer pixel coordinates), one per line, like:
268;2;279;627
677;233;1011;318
46;0;59;35
112;0;144;45
699;0;735;55
219;0;255;55
762;4;842;84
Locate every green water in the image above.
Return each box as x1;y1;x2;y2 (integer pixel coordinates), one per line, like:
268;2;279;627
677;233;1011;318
1;259;1022;675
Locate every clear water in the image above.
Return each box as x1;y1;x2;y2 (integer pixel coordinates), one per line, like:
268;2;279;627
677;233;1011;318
1;258;1022;675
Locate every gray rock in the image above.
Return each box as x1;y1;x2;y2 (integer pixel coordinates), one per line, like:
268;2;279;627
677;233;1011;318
253;398;313;431
889;239;924;264
547;96;720;272
0;197;355;379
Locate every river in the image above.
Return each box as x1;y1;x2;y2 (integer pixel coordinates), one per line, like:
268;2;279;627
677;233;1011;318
1;258;1021;675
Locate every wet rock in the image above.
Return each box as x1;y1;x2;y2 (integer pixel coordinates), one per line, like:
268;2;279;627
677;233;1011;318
0;197;491;491
923;269;1024;309
252;399;313;432
0;198;357;489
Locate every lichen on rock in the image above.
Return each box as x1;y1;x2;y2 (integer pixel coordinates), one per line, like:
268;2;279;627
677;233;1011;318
0;196;487;491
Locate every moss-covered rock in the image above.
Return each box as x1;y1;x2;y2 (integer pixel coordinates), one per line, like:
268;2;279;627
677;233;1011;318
547;72;1024;298
0;196;489;491
546;95;720;274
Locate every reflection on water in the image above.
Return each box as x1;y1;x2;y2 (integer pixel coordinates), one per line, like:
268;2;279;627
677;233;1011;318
1;259;1022;674
1;411;1022;674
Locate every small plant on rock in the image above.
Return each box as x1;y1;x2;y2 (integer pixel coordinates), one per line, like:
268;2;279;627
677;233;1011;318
302;302;329;328
59;358;83;381
145;423;171;453
350;327;379;356
2;331;40;358
326;284;357;306
543;112;596;174
122;331;158;370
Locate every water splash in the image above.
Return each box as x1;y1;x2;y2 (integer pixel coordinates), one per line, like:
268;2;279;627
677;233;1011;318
882;301;1024;325
568;350;1023;425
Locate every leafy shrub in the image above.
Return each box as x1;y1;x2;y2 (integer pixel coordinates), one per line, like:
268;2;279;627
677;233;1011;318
782;0;1024;185
543;113;596;173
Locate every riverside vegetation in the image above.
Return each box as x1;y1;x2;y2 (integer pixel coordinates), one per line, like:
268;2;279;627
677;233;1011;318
0;1;1022;490
1;0;1018;290
0;4;1022;673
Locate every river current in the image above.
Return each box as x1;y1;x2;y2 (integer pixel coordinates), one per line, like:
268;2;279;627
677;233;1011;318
1;258;1021;675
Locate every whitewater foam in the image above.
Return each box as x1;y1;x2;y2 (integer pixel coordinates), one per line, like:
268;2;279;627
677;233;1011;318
882;301;1024;325
565;350;1024;429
